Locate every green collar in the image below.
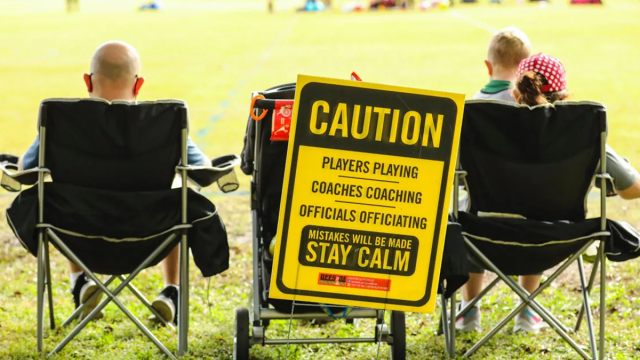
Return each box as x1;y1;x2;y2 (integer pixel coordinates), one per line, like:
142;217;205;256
481;80;512;94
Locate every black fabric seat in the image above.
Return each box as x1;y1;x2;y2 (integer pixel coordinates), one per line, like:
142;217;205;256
458;213;634;275
7;183;228;276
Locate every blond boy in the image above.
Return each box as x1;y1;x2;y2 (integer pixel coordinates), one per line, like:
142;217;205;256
473;27;532;102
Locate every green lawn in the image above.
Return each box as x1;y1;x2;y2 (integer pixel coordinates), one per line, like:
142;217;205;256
1;0;640;358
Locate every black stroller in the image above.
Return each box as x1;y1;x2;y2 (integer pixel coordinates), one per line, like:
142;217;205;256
234;83;407;359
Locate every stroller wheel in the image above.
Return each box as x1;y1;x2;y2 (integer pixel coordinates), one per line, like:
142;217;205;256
390;311;406;360
233;308;250;360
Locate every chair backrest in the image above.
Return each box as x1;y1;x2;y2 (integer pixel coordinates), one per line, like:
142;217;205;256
39;98;187;191
460;100;606;222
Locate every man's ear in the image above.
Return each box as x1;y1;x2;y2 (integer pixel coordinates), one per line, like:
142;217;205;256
134;77;145;96
83;73;92;93
484;60;493;76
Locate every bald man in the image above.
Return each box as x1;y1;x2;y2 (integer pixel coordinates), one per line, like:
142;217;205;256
18;41;206;324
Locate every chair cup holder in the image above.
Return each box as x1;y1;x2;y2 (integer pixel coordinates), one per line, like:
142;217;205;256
0;153;19;164
1;172;21;192
1;157;21;192
216;169;239;193
210;154;240;169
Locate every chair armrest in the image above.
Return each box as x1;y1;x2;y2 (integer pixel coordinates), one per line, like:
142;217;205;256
594;173;617;197
1;154;51;192
176;154;241;192
0;153;19;164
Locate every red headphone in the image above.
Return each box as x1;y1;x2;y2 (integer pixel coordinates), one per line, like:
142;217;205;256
133;75;145;96
84;73;145;96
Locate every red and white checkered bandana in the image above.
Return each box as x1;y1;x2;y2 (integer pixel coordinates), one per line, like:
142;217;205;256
517;53;567;93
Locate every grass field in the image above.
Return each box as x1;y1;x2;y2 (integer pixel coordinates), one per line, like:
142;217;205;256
1;0;640;358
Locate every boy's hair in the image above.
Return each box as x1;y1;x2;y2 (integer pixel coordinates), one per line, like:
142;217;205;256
487;27;532;71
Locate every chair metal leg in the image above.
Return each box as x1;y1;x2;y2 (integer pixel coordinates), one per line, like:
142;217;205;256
52;275;177;360
178;235;189;356
448;293;456;358
463;238;594;359
456;277;500;321
48;230;177;359
599;243;606;360
440;292;450;340
469;256;567;333
179;128;189;357
44;235;55;330
119;276;175;329
36;235;45;352
524;296;570;335
576;255;600;332
61;276;117;327
251;209;263;327
578;255;598;360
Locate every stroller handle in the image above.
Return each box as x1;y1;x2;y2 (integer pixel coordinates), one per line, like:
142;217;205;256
253;98;294;110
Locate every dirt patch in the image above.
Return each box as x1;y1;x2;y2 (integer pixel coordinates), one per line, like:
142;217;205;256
0;233;28;262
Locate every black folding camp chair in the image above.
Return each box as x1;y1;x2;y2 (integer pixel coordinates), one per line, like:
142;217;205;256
0;98;239;359
444;100;611;359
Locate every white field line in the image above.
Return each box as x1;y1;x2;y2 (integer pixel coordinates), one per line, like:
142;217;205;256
450;10;498;34
195;15;297;138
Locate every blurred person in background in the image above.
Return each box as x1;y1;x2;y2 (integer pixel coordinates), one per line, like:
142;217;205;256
66;0;79;13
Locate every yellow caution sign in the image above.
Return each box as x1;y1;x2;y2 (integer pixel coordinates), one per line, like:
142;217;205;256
270;75;464;313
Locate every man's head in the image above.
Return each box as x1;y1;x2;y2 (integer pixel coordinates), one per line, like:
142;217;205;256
83;41;144;102
484;27;532;81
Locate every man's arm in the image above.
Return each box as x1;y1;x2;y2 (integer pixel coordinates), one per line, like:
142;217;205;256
186;137;209;166
606;145;640;200
617;178;640;200
18;136;40;171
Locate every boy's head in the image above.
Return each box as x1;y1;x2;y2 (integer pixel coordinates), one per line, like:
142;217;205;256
485;27;532;80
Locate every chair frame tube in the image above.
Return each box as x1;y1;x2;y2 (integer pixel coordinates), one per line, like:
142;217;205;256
119;275;175;329
60;275;117;326
443;143;465;359
455;277;500;321
61;274;174;328
462;238;596;359
598;125;607;360
44;232;55;330
36;123;47;352
178;117;190;356
47;230;178;359
578;255;598;359
575;255;600;332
